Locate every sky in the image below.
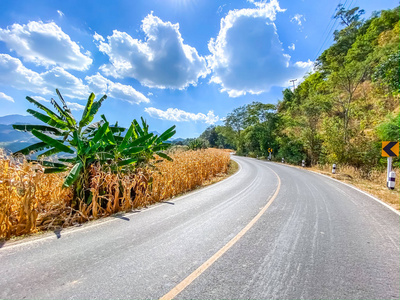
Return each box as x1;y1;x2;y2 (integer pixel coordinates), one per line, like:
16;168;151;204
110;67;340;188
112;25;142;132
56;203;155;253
0;0;398;138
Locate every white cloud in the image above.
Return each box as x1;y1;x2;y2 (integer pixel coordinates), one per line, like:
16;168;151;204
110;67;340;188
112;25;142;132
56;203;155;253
0;54;89;98
145;107;219;124
291;14;305;26
207;0;313;97
57;10;64;17
0;54;151;104
288;43;295;50
0;54;48;94
0;92;14;102
41;67;88;98
0;21;92;71
93;32;105;42
66;101;85;111
85;73;149;104
31;95;49;102
95;13;208;89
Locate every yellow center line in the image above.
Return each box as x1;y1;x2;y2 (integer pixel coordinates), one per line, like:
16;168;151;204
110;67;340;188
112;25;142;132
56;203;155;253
159;166;281;300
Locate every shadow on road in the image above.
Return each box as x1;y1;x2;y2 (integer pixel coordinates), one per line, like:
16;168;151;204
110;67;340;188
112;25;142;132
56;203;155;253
53;228;62;239
163;201;175;205
112;214;130;221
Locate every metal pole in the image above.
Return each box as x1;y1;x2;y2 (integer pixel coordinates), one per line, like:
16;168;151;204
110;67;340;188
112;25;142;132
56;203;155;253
387;157;392;187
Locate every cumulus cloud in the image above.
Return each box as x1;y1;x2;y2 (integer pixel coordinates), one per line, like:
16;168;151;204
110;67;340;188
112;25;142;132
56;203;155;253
0;92;14;102
0;55;150;104
95;13;208;89
66;101;85;111
291;14;305;26
85;73;149;104
0;54;88;98
207;0;313;97
0;21;92;70
288;43;295;50
145;107;219;124
31;95;49;102
0;54;48;94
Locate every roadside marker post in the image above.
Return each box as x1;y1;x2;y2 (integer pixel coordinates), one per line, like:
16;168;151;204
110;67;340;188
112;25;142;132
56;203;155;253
332;164;336;174
302;160;305;167
282;158;284;163
388;171;396;190
382;142;399;189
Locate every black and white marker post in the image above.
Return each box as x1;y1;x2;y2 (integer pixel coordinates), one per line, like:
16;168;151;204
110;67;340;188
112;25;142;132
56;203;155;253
387;157;396;189
332;164;336;174
382;141;398;189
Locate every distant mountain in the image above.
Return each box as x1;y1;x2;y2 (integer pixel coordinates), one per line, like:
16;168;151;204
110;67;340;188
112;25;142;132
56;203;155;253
0;115;40;153
0;114;41;125
170;138;185;143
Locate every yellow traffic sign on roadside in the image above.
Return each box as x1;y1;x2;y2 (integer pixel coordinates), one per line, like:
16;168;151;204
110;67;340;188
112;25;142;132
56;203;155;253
382;141;399;157
268;148;273;153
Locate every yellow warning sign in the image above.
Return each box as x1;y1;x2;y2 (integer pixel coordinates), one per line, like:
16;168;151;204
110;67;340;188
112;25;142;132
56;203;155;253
382;141;399;157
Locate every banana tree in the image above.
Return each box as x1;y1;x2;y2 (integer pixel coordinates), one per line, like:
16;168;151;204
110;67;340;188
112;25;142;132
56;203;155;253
13;90;109;204
13;89;176;206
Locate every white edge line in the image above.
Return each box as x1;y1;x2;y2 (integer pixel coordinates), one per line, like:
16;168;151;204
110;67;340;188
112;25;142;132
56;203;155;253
261;160;400;216
1;156;243;250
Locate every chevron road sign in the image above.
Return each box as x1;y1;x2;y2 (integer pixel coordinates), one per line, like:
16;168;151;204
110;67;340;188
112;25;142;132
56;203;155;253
382;141;399;157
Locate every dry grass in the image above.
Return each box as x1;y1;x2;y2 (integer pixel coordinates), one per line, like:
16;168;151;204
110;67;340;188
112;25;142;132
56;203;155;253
0;148;232;239
0;149;72;239
310;164;400;210
150;149;231;202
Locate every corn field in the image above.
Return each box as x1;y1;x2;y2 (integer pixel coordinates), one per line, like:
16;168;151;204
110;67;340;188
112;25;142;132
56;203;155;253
0;148;231;239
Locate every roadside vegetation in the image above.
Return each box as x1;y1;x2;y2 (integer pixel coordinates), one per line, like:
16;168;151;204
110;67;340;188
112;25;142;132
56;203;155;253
197;5;399;208
0;90;232;240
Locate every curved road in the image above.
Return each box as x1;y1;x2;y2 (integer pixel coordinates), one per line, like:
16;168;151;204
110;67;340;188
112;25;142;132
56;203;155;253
0;156;399;299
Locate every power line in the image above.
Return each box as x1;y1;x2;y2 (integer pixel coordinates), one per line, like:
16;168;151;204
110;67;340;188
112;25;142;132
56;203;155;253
313;0;353;61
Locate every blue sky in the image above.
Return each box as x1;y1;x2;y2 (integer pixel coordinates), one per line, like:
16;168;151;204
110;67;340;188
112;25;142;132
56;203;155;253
0;0;397;138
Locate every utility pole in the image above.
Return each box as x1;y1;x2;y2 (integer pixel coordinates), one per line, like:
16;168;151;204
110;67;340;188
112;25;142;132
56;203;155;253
290;79;297;91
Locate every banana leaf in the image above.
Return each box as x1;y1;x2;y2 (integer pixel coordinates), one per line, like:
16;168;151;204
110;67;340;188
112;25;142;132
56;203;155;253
51;98;76;127
155;125;176;143
32;129;74;154
79;93;95;128
13;142;51;155
26;96;63;122
156;151;173;161
118;122;135;151
82;120;104;135
122;146;145;156
117;158;138;166
27;109;69;130
92;122;109;144
44;167;69;174
63;162;83;187
12;124;64;136
38;147;62;158
127;133;153;148
29;160;68;168
133;119;144;136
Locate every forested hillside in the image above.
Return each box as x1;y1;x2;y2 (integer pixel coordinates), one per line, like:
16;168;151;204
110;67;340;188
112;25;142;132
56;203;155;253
200;5;399;170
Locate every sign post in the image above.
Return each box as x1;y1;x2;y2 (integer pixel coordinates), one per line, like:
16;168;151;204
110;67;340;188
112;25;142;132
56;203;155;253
268;148;272;161
382;141;399;189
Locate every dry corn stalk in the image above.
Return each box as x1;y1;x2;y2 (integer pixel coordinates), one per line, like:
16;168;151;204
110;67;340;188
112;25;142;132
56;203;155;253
0;148;231;239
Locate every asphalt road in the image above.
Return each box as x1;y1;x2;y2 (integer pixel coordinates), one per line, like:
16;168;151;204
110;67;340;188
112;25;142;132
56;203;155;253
1;156;399;300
